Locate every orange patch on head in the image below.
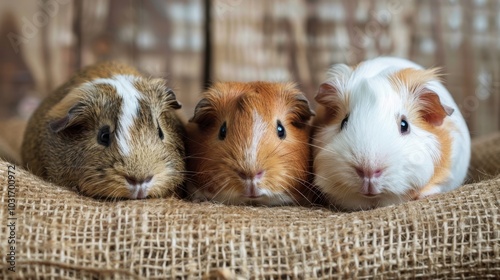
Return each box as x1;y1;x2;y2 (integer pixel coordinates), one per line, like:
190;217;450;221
389;67;442;95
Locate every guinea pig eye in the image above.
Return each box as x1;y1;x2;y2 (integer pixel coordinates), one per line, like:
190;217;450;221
218;122;227;140
400;117;410;135
341;114;349;130
157;123;164;140
158;127;164;140
97;126;111;147
277;120;286;139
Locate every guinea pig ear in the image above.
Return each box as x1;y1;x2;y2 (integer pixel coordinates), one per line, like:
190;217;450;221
291;93;315;126
315;82;343;119
418;89;455;126
315;63;351;114
315;82;338;105
164;88;182;109
189;98;215;129
47;89;86;133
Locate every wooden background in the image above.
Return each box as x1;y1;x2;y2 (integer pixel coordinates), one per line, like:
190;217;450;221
0;0;499;138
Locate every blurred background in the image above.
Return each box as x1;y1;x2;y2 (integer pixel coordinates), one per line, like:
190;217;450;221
0;0;499;162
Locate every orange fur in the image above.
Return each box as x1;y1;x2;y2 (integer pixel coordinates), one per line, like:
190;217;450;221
389;68;442;95
186;82;315;205
417;120;453;196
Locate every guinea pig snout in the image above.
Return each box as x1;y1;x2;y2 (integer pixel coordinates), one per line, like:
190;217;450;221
354;165;384;197
124;175;153;199
236;169;265;198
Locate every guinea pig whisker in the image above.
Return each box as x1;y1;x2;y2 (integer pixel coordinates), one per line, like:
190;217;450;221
278;174;313;205
106;188;121;201
180;170;205;175
184;155;217;162
308;142;337;154
283;187;308;206
285;166;312;174
276;150;304;159
262;138;287;162
184;136;211;149
209;179;229;200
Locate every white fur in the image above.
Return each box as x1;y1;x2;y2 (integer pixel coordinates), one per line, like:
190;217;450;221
128;180;153;199
246;110;267;167
313;57;471;210
209;186;295;206
90;75;142;156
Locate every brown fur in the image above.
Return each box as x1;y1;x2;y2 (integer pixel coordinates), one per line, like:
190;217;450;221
186;82;316;206
21;61;185;199
311;82;352;148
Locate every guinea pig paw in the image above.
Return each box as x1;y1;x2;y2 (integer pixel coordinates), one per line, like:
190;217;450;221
416;185;443;200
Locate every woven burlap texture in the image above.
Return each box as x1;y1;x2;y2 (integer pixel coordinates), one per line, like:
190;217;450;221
1;133;499;279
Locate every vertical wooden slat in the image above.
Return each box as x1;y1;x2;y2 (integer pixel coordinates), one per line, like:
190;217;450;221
41;0;53;92
73;0;83;70
203;0;212;89
343;0;364;64
430;0;445;70
487;1;500;132
461;0;476;135
0;13;36;118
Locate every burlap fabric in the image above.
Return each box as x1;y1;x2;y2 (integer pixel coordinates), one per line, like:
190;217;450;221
0;134;499;279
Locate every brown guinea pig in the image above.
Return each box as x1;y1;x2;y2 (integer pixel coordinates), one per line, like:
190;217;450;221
21;61;185;199
185;81;316;206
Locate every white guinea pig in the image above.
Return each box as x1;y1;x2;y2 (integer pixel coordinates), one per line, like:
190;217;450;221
312;57;471;210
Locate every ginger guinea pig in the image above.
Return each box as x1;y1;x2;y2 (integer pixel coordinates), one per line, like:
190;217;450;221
186;82;315;206
312;57;471;211
21;61;185;199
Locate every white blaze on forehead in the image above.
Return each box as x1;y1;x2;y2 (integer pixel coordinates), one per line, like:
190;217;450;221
90;75;142;156
245;110;267;166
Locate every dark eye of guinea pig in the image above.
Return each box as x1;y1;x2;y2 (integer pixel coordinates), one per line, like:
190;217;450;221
400;116;410;135
158;122;164;140
218;121;227;140
277;120;286;139
97;126;111;147
340;114;349;130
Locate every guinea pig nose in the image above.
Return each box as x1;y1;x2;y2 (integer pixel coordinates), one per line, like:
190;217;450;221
125;176;139;185
125;175;153;185
355;167;383;178
255;170;264;179
355;167;366;178
237;171;248;180
237;170;265;180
